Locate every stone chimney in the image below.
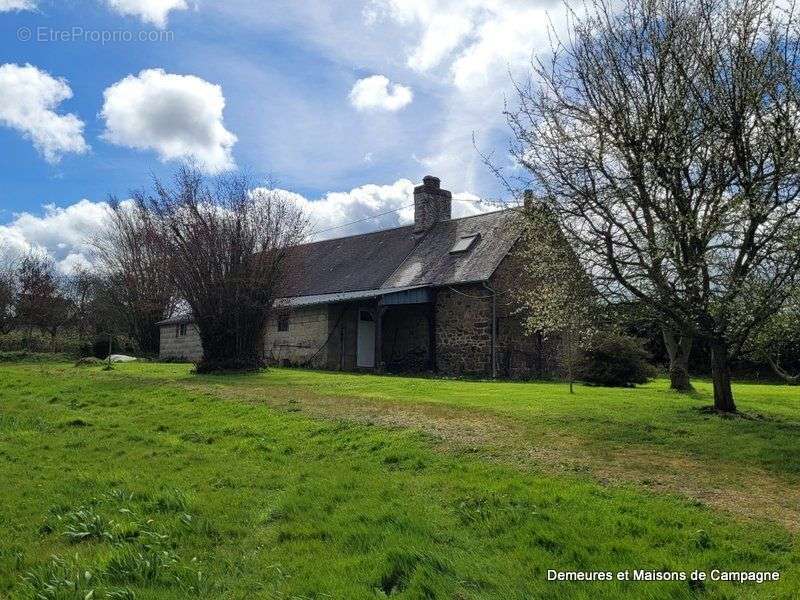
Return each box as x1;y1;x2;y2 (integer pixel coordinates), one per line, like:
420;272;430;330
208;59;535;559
523;189;534;212
413;175;452;233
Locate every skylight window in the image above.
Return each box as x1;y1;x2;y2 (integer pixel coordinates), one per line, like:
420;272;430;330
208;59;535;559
450;234;480;254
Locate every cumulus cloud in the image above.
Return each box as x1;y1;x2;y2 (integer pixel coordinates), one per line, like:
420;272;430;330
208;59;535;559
372;0;551;91
0;63;89;163
361;0;561;191
272;178;494;240
0;0;35;11
349;75;413;111
0;180;494;273
101;68;237;174
0;200;111;273
104;0;188;28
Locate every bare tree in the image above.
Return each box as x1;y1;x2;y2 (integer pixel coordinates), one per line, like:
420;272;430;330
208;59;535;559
65;268;98;348
93;200;175;356
137;166;308;373
508;0;800;411
15;253;73;351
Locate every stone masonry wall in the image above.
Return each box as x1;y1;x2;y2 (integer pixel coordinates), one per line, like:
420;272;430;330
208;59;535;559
490;243;561;379
159;323;203;362
435;284;493;376
433;237;561;379
264;305;329;368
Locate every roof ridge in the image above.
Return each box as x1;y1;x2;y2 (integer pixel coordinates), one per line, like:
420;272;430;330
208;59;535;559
298;207;513;248
295;222;414;248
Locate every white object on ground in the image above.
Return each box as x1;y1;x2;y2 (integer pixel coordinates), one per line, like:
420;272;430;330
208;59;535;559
108;354;138;363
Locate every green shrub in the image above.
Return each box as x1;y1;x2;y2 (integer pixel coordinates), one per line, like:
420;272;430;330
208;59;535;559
0;351;73;363
579;334;657;387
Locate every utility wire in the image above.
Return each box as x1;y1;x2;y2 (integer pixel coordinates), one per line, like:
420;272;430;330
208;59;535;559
307;203;415;238
305;196;511;240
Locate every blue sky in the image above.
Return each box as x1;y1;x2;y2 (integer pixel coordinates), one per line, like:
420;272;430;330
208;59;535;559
0;0;561;271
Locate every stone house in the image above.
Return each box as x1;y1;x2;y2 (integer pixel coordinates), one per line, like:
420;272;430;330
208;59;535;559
158;176;557;378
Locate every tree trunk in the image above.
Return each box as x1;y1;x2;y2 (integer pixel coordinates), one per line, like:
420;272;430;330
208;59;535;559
565;330;575;394
662;328;693;392
710;338;736;412
768;356;800;385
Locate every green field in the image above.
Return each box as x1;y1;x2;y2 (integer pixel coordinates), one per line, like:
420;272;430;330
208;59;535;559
1;361;799;599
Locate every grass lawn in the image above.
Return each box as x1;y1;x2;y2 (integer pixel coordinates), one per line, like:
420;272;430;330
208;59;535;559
1;361;799;599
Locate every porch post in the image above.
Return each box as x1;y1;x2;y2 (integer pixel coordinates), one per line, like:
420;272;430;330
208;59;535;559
374;300;386;373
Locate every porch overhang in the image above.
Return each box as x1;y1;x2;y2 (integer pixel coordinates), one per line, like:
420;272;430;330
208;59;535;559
274;285;433;309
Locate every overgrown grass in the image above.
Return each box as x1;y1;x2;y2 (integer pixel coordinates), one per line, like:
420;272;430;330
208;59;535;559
0;362;799;599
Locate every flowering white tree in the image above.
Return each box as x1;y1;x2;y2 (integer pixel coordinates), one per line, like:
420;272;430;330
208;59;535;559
513;203;598;393
0;252;16;335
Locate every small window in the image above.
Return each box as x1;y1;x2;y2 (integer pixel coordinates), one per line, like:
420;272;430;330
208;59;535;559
277;314;290;332
360;310;374;322
179;324;187;337
450;234;480;254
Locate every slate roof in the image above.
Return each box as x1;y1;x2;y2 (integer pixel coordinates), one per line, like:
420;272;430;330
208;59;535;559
277;209;523;298
158;208;524;325
382;210;522;289
275;225;420;297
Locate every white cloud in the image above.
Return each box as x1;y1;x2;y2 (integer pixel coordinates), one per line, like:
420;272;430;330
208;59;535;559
202;1;565;195
101;68;237;174
104;0;188;28
373;0;551;90
0;64;89;163
362;0;561;190
271;178;494;240
0;180;495;273
0;0;35;10
0;200;111;274
349;75;413;111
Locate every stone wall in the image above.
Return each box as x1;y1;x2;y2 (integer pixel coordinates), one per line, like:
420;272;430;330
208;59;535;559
264;305;330;368
157;235;559;379
490;242;561;379
159;323;203;362
432;239;561;379
435;284;493;376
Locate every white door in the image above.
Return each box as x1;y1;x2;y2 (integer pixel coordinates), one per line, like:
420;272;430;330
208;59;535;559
357;309;376;368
